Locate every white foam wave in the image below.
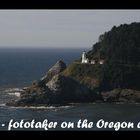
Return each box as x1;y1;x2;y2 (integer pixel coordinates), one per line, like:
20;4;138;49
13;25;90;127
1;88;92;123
9;105;72;109
4;88;24;92
27;105;71;109
0;87;24;97
0;104;6;107
7;92;20;97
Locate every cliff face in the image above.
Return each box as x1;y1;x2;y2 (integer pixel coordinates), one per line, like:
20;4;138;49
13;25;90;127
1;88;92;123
46;74;94;103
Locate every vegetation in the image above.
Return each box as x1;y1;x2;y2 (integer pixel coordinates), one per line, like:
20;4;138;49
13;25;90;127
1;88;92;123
87;22;140;65
64;22;140;91
63;63;104;90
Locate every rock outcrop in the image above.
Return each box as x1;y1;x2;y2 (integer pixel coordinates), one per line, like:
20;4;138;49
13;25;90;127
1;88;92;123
41;60;66;83
101;89;140;103
46;74;94;103
6;60;95;106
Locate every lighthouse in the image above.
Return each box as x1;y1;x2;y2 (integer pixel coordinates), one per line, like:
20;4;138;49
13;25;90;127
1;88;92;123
81;51;88;63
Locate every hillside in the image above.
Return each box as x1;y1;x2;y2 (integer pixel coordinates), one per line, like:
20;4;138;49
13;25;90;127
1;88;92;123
63;63;103;90
63;22;140;91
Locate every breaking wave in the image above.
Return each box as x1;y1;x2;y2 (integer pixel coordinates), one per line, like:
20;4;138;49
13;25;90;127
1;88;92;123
0;104;6;107
7;92;20;97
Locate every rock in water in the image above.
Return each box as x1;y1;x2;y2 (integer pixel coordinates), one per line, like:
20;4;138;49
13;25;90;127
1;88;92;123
41;60;66;83
7;74;94;106
6;59;96;106
6;60;67;106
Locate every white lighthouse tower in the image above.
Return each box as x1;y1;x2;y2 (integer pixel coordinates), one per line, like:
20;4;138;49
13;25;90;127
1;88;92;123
81;51;88;63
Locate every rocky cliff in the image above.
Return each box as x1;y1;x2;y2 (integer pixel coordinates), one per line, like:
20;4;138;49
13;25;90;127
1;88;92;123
63;23;140;103
7;60;96;106
41;60;66;83
101;89;140;103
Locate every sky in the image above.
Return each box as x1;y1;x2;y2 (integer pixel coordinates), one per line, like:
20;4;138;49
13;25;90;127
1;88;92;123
0;10;140;48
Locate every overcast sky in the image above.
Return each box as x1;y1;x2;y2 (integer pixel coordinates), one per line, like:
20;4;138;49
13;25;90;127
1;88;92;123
0;10;140;48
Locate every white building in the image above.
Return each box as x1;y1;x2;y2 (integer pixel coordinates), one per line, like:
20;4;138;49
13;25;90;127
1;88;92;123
81;51;104;65
91;60;95;64
99;60;104;64
81;51;89;63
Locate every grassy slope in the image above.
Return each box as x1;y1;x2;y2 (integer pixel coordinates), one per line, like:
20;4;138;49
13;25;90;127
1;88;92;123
63;62;104;90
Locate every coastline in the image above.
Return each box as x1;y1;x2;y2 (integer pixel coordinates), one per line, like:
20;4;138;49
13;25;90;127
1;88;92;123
1;86;140;107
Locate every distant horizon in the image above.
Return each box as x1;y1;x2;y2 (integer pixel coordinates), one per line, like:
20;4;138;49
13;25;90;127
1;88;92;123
0;10;140;48
0;46;90;49
0;46;92;53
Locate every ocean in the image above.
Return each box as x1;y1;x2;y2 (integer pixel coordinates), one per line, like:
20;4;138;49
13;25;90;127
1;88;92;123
0;47;140;131
0;47;85;88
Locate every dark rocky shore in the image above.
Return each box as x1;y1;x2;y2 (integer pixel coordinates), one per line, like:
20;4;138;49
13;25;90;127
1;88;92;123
6;60;95;106
6;60;140;107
